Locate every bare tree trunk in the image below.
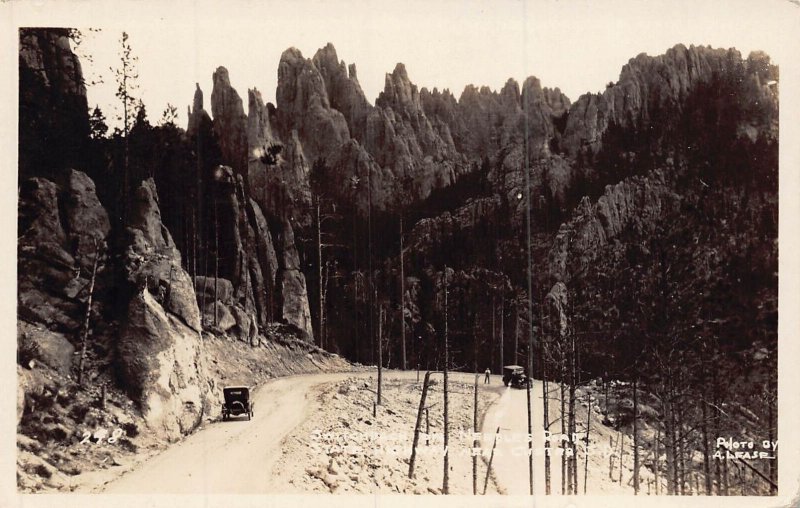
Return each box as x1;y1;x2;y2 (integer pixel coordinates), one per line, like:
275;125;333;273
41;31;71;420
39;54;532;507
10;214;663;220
214;196;219;327
78;239;101;386
618;432;624;486
473;374;479;495
768;367;777;495
584;393;592;494
527;369;533;495
542;340;551;494
399;215;407;370
491;294;496;374
664;393;676;495
633;379;640;494
483;427;500;495
408;371;431;478
722;449;729;495
316;197;324;348
568;333;577;494
677;403;686;495
561;372;567;495
377;305;383;405
442;268;450;494
514;305;519;365
367;164;374;365
702;396;712;495
655;429;661;495
499;297;505;373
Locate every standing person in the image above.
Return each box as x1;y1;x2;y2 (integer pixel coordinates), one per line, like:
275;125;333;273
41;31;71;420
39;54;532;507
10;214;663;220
484;367;491;384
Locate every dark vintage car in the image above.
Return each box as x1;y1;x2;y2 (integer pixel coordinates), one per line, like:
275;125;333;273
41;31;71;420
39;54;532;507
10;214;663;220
222;386;254;421
502;365;531;389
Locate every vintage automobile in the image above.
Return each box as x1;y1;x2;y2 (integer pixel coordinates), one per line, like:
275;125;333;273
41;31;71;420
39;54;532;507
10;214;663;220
502;365;530;389
222;386;254;421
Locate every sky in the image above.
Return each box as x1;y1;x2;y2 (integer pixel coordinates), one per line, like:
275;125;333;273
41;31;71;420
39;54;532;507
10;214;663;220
37;0;797;130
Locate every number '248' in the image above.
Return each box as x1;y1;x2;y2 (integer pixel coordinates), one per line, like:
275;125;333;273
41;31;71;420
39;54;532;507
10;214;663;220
80;427;123;444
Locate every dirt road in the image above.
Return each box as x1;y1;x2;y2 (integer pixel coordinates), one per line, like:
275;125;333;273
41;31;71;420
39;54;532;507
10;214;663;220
90;371;630;495
97;372;370;493
95;370;479;494
481;379;565;495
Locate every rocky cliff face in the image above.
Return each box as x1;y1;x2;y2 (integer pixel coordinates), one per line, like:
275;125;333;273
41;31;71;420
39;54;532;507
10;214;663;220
560;44;776;156
117;179;211;441
547;170;680;283
19;28;90;181
211;67;250;177
276;218;313;338
18;170;110;334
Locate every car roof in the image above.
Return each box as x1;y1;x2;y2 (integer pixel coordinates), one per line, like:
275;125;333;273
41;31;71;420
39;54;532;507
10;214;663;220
223;385;250;391
503;365;524;369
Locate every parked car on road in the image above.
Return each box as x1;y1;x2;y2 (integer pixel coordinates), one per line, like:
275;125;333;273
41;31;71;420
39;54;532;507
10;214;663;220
502;365;530;389
222;386;254;421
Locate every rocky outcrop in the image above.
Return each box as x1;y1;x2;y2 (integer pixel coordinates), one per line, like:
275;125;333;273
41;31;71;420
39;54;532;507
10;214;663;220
211;67;249;176
560;44;768;156
211;166;275;326
18;171;110;334
311;43;372;142
276;218;313;339
118;179;210;441
276;47;351;163
258;130;313;224
490;152;574;232
122;179;201;331
118;290;209;441
186;83;212;138
58;169;111;266
365;63;467;201
408;195;503;268
246;88;277;214
547;170;680;283
19;29;89;180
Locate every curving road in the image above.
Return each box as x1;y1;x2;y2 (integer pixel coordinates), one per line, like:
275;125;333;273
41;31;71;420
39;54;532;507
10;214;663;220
95;370;488;494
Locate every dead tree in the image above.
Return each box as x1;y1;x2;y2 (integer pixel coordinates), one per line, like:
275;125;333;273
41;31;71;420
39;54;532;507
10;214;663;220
399;214;407;370
78;238;101;386
561;368;567;494
527;369;533;495
408;371;432;478
213;195;219;327
499;296;505;374
584;393;592;494
377;304;384;405
483;427;500;494
567;330;578;494
473;374;479;495
442;267;450;495
655;429;661;495
633;379;640;494
542;343;551;494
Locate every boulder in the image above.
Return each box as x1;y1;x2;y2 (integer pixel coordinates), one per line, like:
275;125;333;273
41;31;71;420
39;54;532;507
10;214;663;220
118;291;209;441
18;321;75;375
194;276;235;306
228;304;258;343
279;269;313;341
201;301;237;332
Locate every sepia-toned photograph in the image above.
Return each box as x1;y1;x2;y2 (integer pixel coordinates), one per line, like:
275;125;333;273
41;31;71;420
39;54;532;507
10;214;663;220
6;0;799;505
